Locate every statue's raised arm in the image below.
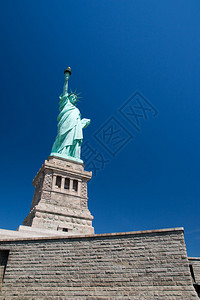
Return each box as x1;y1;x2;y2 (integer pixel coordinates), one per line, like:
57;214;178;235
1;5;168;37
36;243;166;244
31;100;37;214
50;67;91;163
62;67;71;97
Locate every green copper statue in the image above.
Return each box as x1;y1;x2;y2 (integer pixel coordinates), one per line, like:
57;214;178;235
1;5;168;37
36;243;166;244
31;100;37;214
50;67;90;163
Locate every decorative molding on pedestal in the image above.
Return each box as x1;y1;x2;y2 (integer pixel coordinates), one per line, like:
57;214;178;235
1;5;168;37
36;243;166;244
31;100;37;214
23;156;94;235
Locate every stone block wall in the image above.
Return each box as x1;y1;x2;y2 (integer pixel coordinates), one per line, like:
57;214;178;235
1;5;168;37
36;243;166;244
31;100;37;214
0;228;198;299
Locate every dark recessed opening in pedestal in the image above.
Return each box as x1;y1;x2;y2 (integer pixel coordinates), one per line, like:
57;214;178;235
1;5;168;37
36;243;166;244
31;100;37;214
56;176;61;188
64;178;70;190
73;180;78;192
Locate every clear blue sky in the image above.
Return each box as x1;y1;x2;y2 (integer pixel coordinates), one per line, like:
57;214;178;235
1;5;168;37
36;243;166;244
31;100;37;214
0;0;200;257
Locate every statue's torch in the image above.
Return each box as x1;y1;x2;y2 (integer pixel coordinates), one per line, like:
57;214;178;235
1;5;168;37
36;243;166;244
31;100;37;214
64;67;72;78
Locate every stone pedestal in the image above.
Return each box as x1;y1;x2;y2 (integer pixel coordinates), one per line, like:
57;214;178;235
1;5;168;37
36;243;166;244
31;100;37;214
23;156;94;235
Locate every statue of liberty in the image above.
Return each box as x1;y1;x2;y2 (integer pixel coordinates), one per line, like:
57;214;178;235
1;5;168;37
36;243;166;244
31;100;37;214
50;67;90;163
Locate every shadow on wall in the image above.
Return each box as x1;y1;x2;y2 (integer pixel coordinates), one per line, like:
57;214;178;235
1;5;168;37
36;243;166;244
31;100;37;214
0;250;9;292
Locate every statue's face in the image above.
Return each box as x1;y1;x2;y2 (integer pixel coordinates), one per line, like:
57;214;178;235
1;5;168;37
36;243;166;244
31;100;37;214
69;94;77;105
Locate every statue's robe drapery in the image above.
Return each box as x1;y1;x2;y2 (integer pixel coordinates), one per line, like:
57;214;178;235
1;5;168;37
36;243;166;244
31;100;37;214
51;96;83;156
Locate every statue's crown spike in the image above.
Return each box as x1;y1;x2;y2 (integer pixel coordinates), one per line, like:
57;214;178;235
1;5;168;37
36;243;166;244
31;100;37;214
69;90;82;101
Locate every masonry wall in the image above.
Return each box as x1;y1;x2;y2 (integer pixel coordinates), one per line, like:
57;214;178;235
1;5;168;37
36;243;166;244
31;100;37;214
0;228;198;300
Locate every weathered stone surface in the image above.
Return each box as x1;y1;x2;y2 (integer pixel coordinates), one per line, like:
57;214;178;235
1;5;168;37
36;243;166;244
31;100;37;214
0;228;198;299
23;156;94;235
